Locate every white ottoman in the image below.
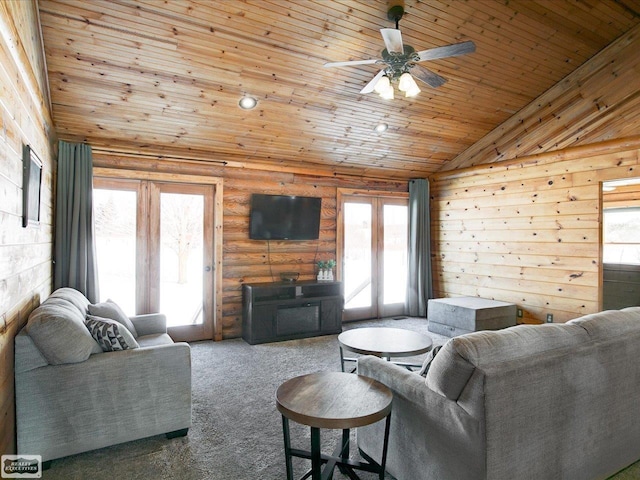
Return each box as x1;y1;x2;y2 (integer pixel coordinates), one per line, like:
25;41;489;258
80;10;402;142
427;296;517;337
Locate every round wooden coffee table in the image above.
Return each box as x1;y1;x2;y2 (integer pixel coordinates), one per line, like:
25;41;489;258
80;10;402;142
276;371;393;480
338;327;433;372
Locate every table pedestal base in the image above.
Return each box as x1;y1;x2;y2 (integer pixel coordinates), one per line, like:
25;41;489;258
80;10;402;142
340;347;422;373
282;414;391;480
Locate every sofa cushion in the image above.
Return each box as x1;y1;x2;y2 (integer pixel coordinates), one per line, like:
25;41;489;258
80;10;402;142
85;315;140;351
137;333;175;348
621;306;640;314
47;287;91;313
426;323;589;401
418;345;442;377
88;300;138;338
27;303;102;364
452;323;589;366
425;341;476;400
568;309;640;339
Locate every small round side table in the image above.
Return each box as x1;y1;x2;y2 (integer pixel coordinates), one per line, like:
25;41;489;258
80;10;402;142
276;371;393;480
338;327;433;372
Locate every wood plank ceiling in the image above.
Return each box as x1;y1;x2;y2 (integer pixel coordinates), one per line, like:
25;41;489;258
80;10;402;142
38;0;640;180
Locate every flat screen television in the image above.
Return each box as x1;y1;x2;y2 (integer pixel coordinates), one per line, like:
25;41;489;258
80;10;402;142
249;194;321;240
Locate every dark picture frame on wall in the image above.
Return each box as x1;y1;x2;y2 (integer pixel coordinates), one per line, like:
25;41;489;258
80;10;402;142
22;144;43;228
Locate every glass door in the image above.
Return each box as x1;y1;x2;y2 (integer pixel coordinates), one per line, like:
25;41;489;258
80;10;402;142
94;178;217;342
343;199;375;319
339;192;408;321
93;180;139;315
381;200;409;315
151;183;215;341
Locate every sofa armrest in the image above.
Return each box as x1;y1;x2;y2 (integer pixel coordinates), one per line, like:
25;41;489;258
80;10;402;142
130;313;167;335
358;355;439;405
356;355;486;480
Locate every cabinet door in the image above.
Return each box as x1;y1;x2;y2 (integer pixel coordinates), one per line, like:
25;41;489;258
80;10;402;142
321;298;342;333
250;304;276;343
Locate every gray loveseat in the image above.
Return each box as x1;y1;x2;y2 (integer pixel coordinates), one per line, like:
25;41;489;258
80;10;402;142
15;288;192;464
357;307;640;480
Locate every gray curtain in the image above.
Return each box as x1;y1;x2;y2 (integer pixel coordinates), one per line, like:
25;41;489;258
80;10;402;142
406;178;432;316
54;141;99;302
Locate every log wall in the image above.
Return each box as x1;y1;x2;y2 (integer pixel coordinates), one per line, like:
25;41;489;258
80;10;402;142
430;137;640;324
0;0;55;456
91;151;407;339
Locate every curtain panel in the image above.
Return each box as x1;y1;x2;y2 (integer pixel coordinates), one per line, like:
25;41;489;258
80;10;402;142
406;178;432;316
53;141;99;302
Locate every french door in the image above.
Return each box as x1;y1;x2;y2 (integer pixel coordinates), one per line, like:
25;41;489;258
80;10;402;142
94;176;222;341
337;190;409;321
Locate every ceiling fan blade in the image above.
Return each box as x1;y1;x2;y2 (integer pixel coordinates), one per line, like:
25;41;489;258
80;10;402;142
410;64;447;88
360;69;386;94
380;28;404;54
416;40;476;62
324;58;380;68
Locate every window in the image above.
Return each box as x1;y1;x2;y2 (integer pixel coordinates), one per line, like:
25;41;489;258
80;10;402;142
603;208;640;264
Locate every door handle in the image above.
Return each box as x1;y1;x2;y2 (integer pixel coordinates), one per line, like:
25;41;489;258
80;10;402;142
205;266;212;272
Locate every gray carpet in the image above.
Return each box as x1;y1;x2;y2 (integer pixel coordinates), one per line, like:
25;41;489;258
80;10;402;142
41;317;640;480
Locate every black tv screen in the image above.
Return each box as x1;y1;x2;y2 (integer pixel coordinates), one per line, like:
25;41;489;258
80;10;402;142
249;194;321;240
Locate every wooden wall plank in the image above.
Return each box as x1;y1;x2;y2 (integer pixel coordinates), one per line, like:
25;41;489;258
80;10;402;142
431;140;640;324
0;0;55;457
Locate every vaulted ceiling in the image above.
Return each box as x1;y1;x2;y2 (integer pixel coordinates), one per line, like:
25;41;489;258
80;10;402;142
38;0;640;179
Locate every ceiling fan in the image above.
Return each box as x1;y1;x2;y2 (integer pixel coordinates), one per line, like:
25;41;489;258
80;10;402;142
324;5;475;98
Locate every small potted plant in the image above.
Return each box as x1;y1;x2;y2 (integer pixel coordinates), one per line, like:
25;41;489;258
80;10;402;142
317;259;336;281
326;259;336;281
316;261;327;281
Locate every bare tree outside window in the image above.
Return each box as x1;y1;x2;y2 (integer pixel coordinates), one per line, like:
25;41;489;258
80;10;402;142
161;194;203;284
93;189;137;313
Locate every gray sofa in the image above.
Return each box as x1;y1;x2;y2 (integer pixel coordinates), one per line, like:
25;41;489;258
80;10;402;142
357;307;640;480
15;288;192;464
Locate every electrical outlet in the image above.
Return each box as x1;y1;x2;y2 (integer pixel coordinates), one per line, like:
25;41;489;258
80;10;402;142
546;313;554;323
517;308;523;318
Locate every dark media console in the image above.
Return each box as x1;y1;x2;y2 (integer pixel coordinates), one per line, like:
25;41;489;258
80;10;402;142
242;281;343;345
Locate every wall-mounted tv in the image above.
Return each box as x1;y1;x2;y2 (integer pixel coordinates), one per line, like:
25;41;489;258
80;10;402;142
249;194;321;240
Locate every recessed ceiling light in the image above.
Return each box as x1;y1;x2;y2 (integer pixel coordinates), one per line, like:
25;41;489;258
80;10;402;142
239;96;257;109
374;123;388;133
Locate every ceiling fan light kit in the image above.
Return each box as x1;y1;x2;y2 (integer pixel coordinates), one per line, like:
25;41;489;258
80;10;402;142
373;75;394;99
398;72;420;97
324;6;475;99
380;85;394;99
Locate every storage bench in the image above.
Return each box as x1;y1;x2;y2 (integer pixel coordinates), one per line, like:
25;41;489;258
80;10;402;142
427;296;517;337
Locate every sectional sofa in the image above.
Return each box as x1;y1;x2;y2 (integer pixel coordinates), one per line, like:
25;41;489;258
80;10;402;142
357;307;640;480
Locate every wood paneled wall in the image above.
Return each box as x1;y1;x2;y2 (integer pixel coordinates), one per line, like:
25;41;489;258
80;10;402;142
602;181;640;310
430;137;640;324
443;23;640;171
0;0;55;456
92;151;407;339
